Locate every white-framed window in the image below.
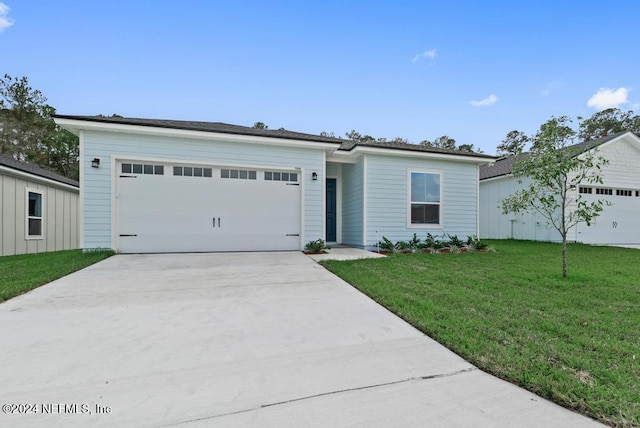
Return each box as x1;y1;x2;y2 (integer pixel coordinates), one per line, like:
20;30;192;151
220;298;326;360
408;170;442;227
26;189;44;239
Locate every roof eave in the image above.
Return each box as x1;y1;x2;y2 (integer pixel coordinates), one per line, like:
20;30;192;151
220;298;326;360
54;117;343;150
350;144;496;163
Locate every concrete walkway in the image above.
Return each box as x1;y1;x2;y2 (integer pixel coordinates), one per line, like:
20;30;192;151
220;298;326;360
307;246;386;261
0;252;602;427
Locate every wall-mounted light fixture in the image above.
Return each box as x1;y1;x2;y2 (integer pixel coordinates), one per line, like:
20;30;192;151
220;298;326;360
91;158;101;168
312;172;318;181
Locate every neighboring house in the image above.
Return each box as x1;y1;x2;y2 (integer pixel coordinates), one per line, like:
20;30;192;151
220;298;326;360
0;154;79;256
54;115;493;253
479;131;640;245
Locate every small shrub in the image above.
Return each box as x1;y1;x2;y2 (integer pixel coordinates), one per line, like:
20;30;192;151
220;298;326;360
424;233;437;248
395;240;411;252
305;239;328;252
424;233;447;249
474;240;489;250
449;244;462;254
378;236;396;252
447;234;465;248
466;235;488;250
408;233;421;252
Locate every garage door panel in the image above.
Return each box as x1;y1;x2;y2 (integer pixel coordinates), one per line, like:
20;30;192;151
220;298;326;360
116;163;301;253
577;194;640;244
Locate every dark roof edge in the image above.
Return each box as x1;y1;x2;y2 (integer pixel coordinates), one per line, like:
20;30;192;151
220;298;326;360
479;131;639;180
54;115;346;146
0;155;79;188
341;141;496;159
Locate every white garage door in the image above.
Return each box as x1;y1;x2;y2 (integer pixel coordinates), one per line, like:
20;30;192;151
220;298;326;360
116;161;301;253
576;190;640;245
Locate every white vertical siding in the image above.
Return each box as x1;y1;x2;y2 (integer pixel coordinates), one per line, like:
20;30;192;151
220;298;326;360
0;171;79;257
81;130;326;251
480;137;640;243
479;176;562;242
365;154;479;247
341;158;364;246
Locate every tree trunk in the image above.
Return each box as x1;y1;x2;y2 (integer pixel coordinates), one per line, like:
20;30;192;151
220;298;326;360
562;235;567;278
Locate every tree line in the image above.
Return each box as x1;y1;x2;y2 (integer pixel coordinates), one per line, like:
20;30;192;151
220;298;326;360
2;73;639;181
0;75;79;180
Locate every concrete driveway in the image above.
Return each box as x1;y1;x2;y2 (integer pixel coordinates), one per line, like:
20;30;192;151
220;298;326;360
0;252;602;427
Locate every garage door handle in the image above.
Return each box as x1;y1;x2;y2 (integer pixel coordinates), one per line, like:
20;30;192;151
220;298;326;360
212;218;215;228
218;218;221;228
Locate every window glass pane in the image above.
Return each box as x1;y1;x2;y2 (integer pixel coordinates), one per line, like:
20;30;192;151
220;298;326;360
265;172;272;180
132;164;143;174
273;172;281;181
143;164;153;174
281;172;289;181
184;167;193;176
173;166;182;176
204;168;212;177
411;204;439;224
230;169;239;179
194;167;203;177
290;173;297;182
28;192;42;216
239;170;248;179
248;171;257;180
122;163;132;173
28;218;42;236
221;169;230;178
154;165;164;175
411;172;439;203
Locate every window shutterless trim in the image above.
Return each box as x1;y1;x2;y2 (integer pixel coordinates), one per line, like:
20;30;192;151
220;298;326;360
407;169;443;229
26;188;44;239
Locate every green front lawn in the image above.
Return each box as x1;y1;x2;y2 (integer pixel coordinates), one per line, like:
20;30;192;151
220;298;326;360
0;250;114;302
322;240;639;427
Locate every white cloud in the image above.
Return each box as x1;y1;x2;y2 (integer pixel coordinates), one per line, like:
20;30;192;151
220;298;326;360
470;94;498;107
0;2;14;33
411;49;436;63
587;87;629;110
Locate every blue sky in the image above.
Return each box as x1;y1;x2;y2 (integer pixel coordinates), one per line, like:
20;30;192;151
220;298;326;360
2;1;639;154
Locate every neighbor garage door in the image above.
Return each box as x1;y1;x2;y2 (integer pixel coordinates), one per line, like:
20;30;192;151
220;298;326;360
116;161;301;253
576;189;640;245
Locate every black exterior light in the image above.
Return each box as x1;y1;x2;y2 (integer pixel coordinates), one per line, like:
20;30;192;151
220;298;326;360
312;172;318;181
91;158;100;168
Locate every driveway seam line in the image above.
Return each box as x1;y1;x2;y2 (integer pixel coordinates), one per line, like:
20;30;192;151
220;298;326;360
164;367;478;426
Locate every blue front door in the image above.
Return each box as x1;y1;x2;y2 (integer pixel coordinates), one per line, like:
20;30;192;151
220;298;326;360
326;178;337;242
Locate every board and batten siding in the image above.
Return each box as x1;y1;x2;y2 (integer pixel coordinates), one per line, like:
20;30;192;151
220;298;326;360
1;172;79;256
341;158;364;247
364;154;479;248
81;130;325;251
479;176;561;242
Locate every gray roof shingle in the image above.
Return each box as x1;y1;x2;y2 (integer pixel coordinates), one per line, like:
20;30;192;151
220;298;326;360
479;131;633;180
55;115;495;159
0;154;79;187
55;115;347;145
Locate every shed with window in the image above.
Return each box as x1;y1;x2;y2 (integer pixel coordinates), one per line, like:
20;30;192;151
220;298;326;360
0;155;79;256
